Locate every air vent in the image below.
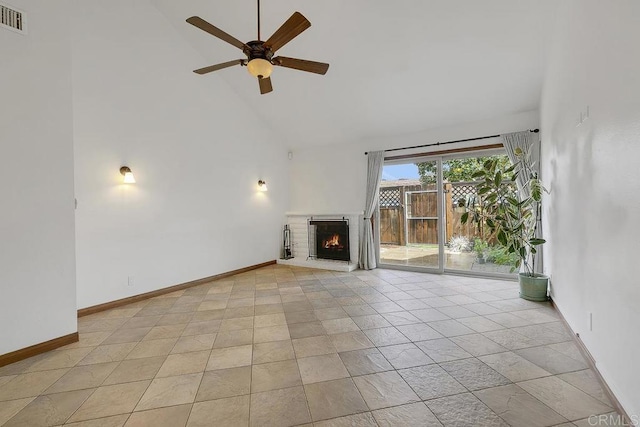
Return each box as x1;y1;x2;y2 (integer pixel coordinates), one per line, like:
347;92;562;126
1;3;26;34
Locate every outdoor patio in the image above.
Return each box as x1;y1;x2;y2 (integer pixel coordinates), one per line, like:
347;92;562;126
380;245;514;275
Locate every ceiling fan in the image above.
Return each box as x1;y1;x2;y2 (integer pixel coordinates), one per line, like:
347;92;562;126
186;0;329;95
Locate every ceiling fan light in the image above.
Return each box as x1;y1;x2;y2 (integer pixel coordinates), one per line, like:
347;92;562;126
247;58;273;79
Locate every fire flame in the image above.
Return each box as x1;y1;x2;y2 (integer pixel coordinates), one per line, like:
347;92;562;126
323;234;342;249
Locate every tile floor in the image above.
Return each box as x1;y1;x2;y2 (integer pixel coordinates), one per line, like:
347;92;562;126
0;265;621;426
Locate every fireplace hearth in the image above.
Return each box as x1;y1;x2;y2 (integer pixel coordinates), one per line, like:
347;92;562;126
308;219;350;262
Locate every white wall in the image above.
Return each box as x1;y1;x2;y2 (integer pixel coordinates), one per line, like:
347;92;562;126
72;0;289;309
290;111;539;214
0;1;77;354
540;0;640;417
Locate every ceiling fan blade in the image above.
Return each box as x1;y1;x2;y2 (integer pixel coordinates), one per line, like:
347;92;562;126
264;12;310;53
193;60;244;75
259;77;273;95
186;16;247;51
273;56;329;75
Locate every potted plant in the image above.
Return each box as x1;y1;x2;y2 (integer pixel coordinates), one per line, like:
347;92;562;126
461;147;549;301
474;238;488;264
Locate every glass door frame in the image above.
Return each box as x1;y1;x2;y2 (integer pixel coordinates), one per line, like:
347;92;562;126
377;156;445;274
377;148;517;280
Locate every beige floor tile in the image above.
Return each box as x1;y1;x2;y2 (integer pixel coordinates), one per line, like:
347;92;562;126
516;346;588;375
224;306;255;319
170;334;216;354
313;307;348;321
250;386;310;427
558;369;612;405
196;366;251;401
363;327;410;346
43;362;118;394
126;338;178;359
253;325;291;343
398;364;467;400
314;412;378;427
330;331;374;352
254;313;287;327
189;395;250;427
220;317;254;331
426;392;508;426
191;309;224;322
0;397;35;426
304;378;368;422
339;348;393;376
102;327;152;345
207;345;252;370
213;329;253;348
197;300;228;311
25;348;93;373
64;413;129;427
440;358;511;391
0;376;16;388
251;359;302;393
0;266;615;427
415;337;473;363
518;376;612;420
67;381;150;422
181;320;221;336
143;325;186;341
4;388;94;427
78;343;137;365
155;313;194;327
135;373;202;411
253;340;295;364
0;369;68;401
353;371;420;410
292;335;337;358
483;329;543;350
103;356;165;385
474;384;568;427
450;333;508;356
155;351;209;378
479;351;552;382
297;354;350;384
255;303;284;315
287;321;326;339
396;323;444;341
372;402;443;427
378;343;434;369
352;314;393;330
72;331;113;348
321;318;360;334
120;315;162;330
458;316;506;333
124;403;191;427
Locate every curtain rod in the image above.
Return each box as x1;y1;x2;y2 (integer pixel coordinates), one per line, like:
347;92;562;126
364;128;539;155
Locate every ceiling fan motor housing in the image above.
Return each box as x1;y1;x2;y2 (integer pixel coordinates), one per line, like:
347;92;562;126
244;41;274;62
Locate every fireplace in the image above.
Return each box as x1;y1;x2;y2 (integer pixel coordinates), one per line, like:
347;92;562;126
308;219;350;262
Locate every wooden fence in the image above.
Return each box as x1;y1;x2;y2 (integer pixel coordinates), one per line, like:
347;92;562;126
379;181;484;245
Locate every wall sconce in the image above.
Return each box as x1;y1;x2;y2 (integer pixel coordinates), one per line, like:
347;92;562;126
120;166;136;184
258;180;268;192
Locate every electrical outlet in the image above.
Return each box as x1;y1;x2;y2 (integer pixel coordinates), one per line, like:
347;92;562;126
128;276;135;287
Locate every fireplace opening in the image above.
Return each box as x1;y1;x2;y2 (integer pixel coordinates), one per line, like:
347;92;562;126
308;219;350;262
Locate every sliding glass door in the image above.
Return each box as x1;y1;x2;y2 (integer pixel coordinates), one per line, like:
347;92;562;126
378;148;517;278
378;159;443;272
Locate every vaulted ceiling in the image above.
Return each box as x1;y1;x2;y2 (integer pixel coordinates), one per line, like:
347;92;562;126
151;0;557;148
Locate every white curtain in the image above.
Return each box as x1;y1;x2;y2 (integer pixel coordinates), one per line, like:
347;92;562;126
359;151;384;270
502;131;540;199
502;131;543;273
